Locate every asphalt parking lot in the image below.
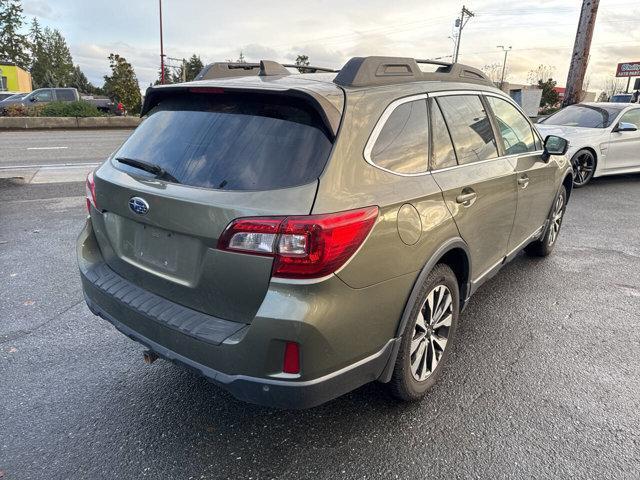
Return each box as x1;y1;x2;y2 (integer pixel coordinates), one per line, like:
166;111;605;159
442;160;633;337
1;133;639;479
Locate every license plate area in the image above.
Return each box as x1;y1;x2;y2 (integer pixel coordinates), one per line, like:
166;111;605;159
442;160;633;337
133;224;179;273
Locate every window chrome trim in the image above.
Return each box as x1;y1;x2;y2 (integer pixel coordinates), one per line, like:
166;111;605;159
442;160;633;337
429;150;545;174
363;93;431;177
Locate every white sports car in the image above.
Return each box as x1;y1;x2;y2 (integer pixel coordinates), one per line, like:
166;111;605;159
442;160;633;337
536;102;640;187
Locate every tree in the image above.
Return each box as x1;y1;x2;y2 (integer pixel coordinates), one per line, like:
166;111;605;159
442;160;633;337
602;76;625;99
537;78;560;109
103;53;141;113
227;51;246;63
69;65;99;94
154;64;172;85
295;54;309;73
597;91;608;102
183;54;204;81
46;28;74;86
0;0;30;68
527;64;556;85
30;25;74;88
482;62;506;85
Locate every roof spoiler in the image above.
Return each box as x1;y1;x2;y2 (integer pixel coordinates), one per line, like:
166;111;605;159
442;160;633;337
194;61;338;81
333;56;493;88
140;84;342;138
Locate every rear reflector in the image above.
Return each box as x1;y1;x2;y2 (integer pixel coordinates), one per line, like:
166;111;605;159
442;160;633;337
283;342;300;374
217;206;378;279
85;171;98;212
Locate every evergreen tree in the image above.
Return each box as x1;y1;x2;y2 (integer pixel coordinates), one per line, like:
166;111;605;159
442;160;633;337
295;54;309;73
69;64;97;94
184;54;203;81
30;25;74;87
154;64;172;85
103;53;141;113
0;0;30;68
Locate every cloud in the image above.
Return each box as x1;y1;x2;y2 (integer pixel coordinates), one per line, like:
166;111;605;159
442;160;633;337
22;0;58;20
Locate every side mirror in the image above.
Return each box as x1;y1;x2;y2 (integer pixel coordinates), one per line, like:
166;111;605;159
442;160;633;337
30;97;37;102
613;122;638;133
542;135;569;161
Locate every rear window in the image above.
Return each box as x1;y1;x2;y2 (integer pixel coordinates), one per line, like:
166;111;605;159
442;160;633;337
543;104;624;128
113;93;334;191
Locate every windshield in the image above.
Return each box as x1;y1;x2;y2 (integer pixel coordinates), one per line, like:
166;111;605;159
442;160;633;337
113;92;334;191
543;104;625;128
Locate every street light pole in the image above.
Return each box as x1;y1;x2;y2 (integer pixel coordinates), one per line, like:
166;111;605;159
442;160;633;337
159;0;165;84
497;45;512;90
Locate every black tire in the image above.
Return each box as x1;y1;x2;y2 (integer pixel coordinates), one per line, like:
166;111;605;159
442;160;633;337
389;264;460;402
525;186;567;257
571;149;596;188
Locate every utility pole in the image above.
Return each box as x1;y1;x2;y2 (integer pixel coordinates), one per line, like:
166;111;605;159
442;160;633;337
452;5;474;63
159;0;165;84
497;45;512;90
563;0;599;107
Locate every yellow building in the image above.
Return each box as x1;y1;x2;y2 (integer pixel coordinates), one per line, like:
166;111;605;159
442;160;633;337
0;62;33;93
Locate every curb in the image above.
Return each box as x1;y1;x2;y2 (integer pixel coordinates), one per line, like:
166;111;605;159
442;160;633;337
0;116;142;130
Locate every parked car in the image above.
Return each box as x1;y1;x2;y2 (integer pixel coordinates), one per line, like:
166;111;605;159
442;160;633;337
78;57;573;409
0;91;26;101
610;93;633;103
537;102;640;187
0;87;121;115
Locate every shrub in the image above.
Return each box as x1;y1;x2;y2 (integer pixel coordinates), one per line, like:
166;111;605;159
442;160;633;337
40;101;103;117
2;104;45;117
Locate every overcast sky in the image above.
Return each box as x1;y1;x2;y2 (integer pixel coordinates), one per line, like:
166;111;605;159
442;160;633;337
21;0;640;92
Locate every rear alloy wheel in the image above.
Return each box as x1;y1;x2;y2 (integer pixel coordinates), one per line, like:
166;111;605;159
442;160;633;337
525;186;567;257
410;285;452;381
571;149;596;188
389;264;459;401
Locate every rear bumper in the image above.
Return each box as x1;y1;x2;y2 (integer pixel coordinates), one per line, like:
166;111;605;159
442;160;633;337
84;292;396;409
78;218;406;409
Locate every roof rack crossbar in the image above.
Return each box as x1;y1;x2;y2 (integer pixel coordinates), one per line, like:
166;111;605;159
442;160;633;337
333;56;492;88
195;61;338;80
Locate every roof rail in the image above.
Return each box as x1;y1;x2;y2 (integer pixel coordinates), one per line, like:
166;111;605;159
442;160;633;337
195;61;338;81
333;56;492;88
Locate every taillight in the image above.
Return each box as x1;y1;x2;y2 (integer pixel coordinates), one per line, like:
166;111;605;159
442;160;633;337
217;206;378;279
86;171;98;213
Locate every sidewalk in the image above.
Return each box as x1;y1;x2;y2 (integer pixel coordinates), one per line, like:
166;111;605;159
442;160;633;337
0;162;99;184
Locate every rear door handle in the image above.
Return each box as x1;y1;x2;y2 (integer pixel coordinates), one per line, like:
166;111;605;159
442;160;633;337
518;175;530;188
456;191;478;206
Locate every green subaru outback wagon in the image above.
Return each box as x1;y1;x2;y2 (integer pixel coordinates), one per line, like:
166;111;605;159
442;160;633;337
78;57;573;408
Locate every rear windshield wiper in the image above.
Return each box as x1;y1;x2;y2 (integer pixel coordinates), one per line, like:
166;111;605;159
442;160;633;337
115;157;180;184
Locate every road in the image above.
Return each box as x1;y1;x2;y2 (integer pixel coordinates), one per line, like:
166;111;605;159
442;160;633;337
1;157;639;478
0;130;132;168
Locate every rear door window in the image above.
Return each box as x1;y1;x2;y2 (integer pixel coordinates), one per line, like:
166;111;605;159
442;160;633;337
436;95;498;165
112;92;334;191
369;99;429;174
486;96;537;155
56;89;76;101
429;99;457;170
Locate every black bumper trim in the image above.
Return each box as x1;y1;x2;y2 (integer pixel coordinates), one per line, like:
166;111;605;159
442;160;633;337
85;294;397;409
83;262;245;346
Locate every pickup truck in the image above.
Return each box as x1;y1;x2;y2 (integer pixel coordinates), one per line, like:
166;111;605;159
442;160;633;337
0;87;125;115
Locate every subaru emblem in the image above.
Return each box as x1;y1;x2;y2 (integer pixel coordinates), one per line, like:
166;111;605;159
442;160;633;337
129;197;149;215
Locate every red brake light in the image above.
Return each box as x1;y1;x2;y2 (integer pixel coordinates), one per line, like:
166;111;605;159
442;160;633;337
85;171;98;213
283;342;300;374
217;206;378;279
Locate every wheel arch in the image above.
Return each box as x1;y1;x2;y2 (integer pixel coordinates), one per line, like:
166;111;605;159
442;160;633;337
378;238;471;383
394;238;470;340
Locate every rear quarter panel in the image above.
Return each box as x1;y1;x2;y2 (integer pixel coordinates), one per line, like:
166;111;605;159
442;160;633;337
313;86;461;289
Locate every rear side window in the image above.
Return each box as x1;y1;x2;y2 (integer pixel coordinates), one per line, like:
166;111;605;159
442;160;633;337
113;93;334;191
619;108;640;128
437;95;498;165
369;99;429;174
429;99;457;170
56;89;76;101
487;96;537;155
